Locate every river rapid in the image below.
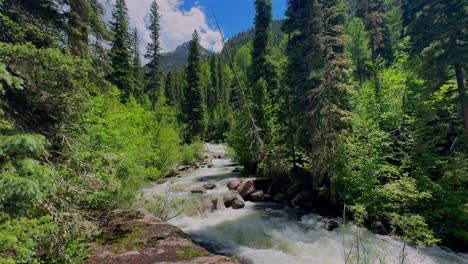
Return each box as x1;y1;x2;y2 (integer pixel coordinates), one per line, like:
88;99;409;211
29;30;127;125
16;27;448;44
142;144;468;264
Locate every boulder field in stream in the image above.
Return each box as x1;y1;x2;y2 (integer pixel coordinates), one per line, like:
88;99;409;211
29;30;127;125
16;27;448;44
84;210;237;264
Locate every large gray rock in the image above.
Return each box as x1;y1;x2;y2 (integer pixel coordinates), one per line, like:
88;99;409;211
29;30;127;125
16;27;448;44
223;191;243;208
236;179;256;199
250;190;265;202
227;180;241;190
231;199;245;209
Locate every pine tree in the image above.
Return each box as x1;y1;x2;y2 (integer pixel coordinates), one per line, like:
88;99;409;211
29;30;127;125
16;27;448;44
184;30;206;142
319;0;352;203
145;0;163;107
165;71;176;106
209;55;219;109
355;0;385;64
250;0;280;133
109;0;134;101
283;0;324;157
131;28;144;97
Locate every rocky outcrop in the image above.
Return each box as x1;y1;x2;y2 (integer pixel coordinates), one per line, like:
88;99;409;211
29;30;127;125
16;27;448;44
84;210;236;264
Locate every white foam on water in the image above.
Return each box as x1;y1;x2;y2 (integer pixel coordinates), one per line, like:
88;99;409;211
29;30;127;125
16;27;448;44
142;143;468;264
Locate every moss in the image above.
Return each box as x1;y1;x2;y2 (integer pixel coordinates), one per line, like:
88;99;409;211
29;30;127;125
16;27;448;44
175;245;206;259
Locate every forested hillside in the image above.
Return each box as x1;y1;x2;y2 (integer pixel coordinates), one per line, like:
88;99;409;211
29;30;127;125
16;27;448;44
0;0;467;263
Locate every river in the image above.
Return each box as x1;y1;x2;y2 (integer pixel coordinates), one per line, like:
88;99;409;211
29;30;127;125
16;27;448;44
142;143;468;264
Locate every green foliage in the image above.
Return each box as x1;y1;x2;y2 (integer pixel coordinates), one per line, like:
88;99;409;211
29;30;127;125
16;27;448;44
71;94;181;208
179;141;204;166
183;31;207;142
0;216;58;264
109;0;134;101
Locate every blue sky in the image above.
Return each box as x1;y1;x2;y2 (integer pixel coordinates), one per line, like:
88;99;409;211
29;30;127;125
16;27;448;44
180;0;287;39
101;0;287;58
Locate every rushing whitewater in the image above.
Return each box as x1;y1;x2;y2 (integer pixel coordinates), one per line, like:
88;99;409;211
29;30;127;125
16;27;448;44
142;144;468;264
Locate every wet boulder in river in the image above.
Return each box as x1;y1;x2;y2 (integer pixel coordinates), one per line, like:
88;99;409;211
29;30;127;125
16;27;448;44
237;179;256;199
176;164;191;171
231;199;245;209
291;189;314;210
165;169;180;178
227;180;241;190
203;183;216;190
319;218;339;231
223;191;243;207
191;187;207;194
250;190;265;202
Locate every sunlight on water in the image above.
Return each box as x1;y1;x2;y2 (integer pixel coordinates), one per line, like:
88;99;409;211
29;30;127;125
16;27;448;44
142;143;468;264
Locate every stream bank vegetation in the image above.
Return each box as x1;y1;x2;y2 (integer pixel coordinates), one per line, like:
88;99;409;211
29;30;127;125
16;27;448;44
0;0;466;263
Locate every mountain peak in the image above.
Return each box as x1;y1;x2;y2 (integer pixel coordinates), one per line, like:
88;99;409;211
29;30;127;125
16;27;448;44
160;42;213;72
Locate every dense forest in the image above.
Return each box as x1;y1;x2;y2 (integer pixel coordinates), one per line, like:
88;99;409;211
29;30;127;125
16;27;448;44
0;0;466;263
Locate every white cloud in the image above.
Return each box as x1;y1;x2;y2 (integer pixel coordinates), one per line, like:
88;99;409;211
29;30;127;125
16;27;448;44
101;0;223;61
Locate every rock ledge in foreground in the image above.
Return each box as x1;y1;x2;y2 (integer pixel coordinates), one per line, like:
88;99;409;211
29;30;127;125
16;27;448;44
84;210;237;264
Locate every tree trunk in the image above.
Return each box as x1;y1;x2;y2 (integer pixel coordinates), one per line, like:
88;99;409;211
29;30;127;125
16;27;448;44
455;63;468;140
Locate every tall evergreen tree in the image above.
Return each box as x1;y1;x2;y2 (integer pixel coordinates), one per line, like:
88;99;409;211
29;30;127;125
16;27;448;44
282;0;324;157
250;0;280;135
318;0;352;203
145;0;163;107
184;30;206;142
109;0;134;101
131;28;144;97
209;55;219;109
355;0;385;64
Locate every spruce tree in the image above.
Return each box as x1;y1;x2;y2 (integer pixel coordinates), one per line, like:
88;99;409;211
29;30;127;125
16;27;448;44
145;0;163;107
109;0;134;101
283;0;324;155
250;0;280;133
209;55;219;109
319;0;352;203
184;30;206;142
131;28;144;97
165;71;176;106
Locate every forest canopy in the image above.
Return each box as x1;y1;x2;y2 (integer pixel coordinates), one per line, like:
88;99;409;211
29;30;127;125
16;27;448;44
0;0;467;263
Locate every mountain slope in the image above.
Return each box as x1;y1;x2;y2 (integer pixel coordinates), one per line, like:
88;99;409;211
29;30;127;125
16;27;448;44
161;42;213;71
